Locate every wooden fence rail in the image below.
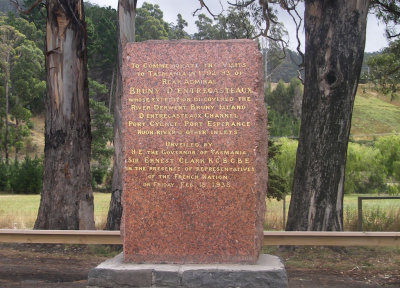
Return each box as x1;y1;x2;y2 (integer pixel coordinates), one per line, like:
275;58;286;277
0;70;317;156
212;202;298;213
0;230;399;247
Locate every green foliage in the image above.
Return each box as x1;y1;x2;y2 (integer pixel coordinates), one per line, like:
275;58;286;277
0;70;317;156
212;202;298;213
217;7;256;39
89;80;113;189
374;135;400;182
271;137;399;196
89;78;108;101
268;109;300;137
86;4;117;87
287;78;303;119
267;140;288;201
366;39;400;101
266;79;303;117
169;14;189;40
90;97;113;165
193;14;220;40
268;138;298;194
0;160;8;190
1;14;46;113
266;81;290;113
387;184;399;196
21;0;46;32
194;8;256;40
4;13;44;50
360;52;380;83
136;2;169;42
345;143;387;194
89;84;113;166
91;165;107;187
8;120;30;155
0;15;45;159
265;78;303;137
5;156;43;194
11;39;45;113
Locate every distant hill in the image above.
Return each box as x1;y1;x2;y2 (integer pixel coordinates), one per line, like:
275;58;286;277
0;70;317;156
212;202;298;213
0;0;16;14
268;50;303;82
269;49;382;83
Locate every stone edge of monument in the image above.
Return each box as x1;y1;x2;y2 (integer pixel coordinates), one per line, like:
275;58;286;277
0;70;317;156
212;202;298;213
87;253;288;288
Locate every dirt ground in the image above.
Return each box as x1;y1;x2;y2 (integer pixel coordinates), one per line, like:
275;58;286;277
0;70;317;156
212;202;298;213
0;244;399;287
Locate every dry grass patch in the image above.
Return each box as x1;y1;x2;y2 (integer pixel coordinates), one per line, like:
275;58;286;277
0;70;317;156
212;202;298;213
0;193;110;229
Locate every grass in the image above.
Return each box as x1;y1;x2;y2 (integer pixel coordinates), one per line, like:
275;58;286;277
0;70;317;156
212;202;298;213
1;193;398;231
0;192;110;230
264;194;400;231
0;194;39;229
343;194;400;231
93;193;111;229
351;87;400;139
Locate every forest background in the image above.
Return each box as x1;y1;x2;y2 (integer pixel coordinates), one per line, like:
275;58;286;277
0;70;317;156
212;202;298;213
0;0;399;227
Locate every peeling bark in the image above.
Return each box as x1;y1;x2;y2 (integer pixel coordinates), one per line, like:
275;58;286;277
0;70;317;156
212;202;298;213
106;0;137;230
286;0;370;231
34;0;94;230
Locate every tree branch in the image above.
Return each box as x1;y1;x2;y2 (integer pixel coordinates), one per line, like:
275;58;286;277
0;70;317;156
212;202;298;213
194;0;224;19
286;4;304;68
372;0;400;18
9;0;44;15
387;30;400;38
227;0;256;8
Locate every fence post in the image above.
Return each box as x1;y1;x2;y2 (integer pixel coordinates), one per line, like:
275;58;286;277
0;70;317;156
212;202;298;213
282;194;286;230
357;197;363;231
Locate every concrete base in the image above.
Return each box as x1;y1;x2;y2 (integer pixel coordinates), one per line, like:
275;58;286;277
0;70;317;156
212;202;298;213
87;253;288;288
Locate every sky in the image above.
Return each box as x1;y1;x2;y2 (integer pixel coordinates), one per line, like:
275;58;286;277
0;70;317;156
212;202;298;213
88;0;388;52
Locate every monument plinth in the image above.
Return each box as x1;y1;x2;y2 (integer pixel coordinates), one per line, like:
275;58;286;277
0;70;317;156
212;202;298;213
121;40;267;264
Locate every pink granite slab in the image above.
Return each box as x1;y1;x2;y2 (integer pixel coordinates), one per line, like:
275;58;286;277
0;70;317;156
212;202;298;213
121;40;268;264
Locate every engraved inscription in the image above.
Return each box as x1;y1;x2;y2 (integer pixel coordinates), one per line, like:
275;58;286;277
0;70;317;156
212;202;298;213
124;59;255;190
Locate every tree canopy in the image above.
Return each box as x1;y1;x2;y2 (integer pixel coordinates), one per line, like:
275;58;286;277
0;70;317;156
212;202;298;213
367;39;400;101
136;2;169;41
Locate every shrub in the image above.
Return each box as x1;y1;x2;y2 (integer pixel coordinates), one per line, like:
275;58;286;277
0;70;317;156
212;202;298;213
0;161;8;191
374;135;400;182
91;164;107;187
10;156;43;194
268;109;300;137
8;161;20;193
267;140;288;201
345;143;386;194
265;78;302;138
387;184;399;196
269;138;298;192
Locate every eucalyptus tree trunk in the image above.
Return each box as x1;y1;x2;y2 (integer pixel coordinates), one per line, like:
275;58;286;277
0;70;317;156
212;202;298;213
106;0;137;230
4;52;10;166
35;0;94;230
286;0;370;231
